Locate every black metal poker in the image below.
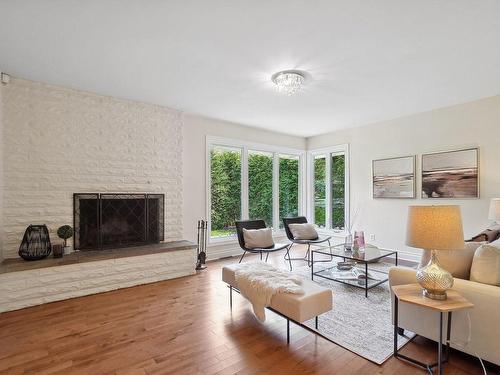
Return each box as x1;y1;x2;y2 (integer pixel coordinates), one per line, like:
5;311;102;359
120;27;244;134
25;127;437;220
196;220;208;270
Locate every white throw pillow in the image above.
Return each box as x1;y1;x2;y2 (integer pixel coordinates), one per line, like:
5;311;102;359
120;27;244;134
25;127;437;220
243;228;274;249
419;241;482;280
288;223;318;240
469;239;500;286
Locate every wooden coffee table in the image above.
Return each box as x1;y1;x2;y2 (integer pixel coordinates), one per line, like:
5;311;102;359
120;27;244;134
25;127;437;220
392;283;474;375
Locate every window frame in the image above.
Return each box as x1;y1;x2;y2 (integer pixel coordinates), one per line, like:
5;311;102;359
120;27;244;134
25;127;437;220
206;136;306;244
307;144;350;235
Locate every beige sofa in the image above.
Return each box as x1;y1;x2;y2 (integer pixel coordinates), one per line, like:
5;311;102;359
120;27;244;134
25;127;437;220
389;243;500;366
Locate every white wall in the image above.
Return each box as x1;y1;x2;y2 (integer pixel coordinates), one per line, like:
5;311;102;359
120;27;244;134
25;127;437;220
182;113;306;258
307;95;500;261
0;79;4;261
3;75;499;262
1;78;183;259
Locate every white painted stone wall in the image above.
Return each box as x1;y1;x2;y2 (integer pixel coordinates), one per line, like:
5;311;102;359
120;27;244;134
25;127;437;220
0;80;4;262
1;78;183;259
0;249;196;313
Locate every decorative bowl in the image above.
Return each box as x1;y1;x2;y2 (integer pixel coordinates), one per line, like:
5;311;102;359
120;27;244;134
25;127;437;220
337;261;354;270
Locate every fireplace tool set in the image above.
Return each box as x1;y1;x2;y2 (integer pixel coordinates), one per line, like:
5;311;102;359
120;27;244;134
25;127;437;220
196;220;208;270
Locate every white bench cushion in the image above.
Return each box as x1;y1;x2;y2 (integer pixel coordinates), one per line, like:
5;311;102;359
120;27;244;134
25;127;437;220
222;264;332;323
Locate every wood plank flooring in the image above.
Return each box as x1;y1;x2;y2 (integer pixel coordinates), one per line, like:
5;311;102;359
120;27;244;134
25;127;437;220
0;248;495;374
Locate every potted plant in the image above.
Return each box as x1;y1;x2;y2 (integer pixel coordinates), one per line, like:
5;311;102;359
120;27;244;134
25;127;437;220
57;225;74;255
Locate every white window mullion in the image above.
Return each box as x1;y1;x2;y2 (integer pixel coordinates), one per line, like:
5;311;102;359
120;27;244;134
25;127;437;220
241;147;249;220
272;153;280;230
325;154;332;230
298;154;306;217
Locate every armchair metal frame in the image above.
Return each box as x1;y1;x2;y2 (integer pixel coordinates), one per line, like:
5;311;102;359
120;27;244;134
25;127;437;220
282;216;333;267
235;220;290;268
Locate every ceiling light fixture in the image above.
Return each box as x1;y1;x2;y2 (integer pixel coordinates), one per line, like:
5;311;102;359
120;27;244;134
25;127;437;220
271;70;305;96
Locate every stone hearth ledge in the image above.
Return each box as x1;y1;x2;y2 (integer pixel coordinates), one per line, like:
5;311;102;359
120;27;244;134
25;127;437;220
0;241;196;273
0;241;197;313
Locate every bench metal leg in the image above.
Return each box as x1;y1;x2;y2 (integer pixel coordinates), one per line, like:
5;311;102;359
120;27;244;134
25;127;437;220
265;252;269;262
315;316;318;330
239;251;246;263
287;319;290;344
229;286;233;309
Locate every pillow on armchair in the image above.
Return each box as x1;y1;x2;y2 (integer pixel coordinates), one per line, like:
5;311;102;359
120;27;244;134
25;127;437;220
419;241;483;280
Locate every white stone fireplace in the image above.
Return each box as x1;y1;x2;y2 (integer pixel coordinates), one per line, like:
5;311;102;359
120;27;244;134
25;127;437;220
0;78;197;313
1;77;183;259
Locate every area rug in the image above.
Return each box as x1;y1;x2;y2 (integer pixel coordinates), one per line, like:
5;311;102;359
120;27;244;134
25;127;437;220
291;261;415;364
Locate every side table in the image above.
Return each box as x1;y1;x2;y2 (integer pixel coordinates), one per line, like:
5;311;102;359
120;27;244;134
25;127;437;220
392;283;474;375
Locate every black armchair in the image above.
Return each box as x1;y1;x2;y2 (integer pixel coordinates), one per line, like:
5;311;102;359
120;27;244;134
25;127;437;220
235;220;290;267
282;216;332;267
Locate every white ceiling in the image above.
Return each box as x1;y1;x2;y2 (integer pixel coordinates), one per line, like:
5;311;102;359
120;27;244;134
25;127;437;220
1;1;500;137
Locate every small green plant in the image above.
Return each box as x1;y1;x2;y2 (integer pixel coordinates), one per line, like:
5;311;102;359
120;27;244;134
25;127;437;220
57;225;74;247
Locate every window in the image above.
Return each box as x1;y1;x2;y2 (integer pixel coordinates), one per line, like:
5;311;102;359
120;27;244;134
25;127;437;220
210;146;241;238
248;150;273;227
279;154;299;228
331;153;345;230
309;144;349;232
208;137;304;240
314;155;326;228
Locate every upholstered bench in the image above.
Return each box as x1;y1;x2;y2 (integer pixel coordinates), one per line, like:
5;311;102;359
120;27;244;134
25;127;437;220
222;264;333;343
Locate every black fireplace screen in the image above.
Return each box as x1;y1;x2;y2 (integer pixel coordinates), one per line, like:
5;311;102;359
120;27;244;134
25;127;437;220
74;193;164;250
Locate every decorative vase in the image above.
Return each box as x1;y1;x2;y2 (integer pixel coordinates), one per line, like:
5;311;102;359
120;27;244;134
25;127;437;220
354;231;365;250
344;233;353;251
63;246;72;255
19;224;52;260
53;244;63;258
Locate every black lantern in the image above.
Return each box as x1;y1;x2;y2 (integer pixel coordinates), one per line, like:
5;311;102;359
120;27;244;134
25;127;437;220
19;225;52;260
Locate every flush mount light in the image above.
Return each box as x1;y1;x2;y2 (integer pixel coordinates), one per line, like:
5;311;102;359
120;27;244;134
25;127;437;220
271;70;306;96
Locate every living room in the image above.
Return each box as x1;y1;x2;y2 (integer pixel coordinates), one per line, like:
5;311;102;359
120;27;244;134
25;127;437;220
0;1;499;374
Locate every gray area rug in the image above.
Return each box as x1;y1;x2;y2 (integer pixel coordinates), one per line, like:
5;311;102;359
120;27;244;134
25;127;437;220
292;261;415;364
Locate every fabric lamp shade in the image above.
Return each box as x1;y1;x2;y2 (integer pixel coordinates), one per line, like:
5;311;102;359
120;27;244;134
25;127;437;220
406;205;465;251
488;198;500;222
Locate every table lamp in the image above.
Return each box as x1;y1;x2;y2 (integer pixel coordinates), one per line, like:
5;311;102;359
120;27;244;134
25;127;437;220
406;205;465;300
488;198;500;224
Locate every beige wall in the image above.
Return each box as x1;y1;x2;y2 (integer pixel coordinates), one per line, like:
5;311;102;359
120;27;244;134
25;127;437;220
0;81;4;261
307;95;500;260
182;113;306;258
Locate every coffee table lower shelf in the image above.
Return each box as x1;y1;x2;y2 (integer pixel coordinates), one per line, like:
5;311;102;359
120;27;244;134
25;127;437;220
312;266;390;298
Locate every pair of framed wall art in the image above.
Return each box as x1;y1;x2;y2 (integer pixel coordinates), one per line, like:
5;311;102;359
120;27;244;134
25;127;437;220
372;147;479;199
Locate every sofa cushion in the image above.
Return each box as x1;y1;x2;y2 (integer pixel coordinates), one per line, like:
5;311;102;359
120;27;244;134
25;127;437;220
470;239;500;286
419;241;482;279
243;228;274;249
289;223;318;240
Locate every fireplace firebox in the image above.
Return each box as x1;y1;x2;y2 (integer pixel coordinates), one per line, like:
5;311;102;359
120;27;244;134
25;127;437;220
73;193;164;250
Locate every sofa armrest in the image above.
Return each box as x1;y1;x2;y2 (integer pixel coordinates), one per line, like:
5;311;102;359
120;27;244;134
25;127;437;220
388;266;417;288
388;266;417;325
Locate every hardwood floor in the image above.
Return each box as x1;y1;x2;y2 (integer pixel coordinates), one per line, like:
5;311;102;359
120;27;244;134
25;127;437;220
0;249;494;375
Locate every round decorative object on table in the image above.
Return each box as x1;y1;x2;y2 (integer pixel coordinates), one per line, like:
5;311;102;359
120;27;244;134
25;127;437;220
336;261;354;270
19;225;52;261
